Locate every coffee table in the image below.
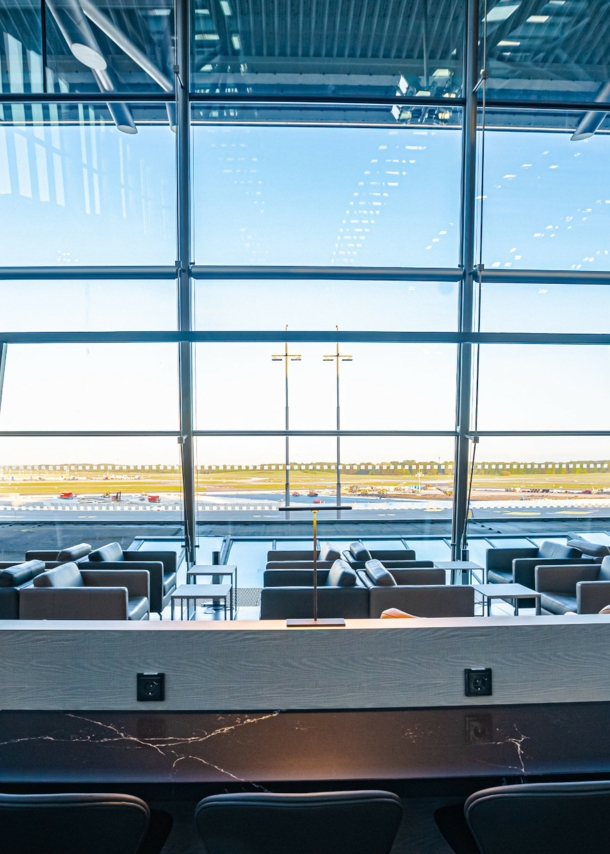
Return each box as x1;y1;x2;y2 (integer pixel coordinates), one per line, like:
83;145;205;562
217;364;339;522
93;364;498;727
171;584;232;621
186;565;237;618
473;583;542;616
433;561;483;585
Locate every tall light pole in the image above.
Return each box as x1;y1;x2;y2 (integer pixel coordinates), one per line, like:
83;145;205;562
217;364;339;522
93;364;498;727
323;327;352;517
272;326;301;515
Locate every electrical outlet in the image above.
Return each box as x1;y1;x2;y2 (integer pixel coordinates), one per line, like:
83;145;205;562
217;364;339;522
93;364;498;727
137;673;165;702
465;667;492;697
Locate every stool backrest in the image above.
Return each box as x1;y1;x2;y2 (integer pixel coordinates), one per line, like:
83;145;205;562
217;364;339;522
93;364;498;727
466;781;610;854
196;790;403;854
0;792;149;854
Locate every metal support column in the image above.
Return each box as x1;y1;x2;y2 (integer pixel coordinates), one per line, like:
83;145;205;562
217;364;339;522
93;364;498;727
451;0;479;562
176;0;196;566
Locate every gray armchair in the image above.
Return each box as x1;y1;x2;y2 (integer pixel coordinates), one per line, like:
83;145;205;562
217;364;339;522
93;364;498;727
343;542;417;570
78;542;177;617
19;562;150;621
536;558;610;614
24;543;92;567
369;585;475;618
486;541;591;589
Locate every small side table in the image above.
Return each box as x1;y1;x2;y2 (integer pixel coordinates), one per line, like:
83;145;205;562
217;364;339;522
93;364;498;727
187;565;237;618
171;584;232;621
433;560;483;585
473;583;542;616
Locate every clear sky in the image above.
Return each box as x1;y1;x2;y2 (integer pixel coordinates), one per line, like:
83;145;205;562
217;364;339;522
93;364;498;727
0;114;609;465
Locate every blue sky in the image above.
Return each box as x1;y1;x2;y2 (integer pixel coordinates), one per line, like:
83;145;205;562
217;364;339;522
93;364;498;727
0;116;609;465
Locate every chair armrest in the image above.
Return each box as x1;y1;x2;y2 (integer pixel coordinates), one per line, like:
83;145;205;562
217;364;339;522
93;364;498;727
19;587;129;620
81;569;150;601
124;550;177;574
577;581;610;614
535;564;599;594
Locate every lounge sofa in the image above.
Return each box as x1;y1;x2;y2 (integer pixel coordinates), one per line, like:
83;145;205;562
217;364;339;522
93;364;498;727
536;557;610;614
0;560;47;619
25;543;92;567
261;558;475;620
486;540;592;589
19;562;150;621
77;542;177;617
260;559;369;620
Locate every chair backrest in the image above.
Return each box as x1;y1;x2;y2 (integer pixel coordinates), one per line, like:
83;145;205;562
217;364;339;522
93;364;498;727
370;549;417;561
326;559;358;587
538;541;582;560
57;543;91;562
88;542;124;562
0;561;46;589
486;547;538;573
260;586;369;619
465;780;610;854
0;792;149;854
33;562;83;588
369;585;475;618
195;791;402;854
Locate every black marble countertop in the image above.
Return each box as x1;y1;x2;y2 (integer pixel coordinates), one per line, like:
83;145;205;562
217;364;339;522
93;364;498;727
0;703;607;784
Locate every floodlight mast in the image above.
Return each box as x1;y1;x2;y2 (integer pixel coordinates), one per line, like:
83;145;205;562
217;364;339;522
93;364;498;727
323;326;352;518
272;326;301;515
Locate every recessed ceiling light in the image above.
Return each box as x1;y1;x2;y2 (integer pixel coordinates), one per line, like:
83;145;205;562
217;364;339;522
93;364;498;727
527;14;550;22
498;39;520;45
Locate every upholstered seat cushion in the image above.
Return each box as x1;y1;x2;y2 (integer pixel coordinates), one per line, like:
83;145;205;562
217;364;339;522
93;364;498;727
381;608;416;618
349;543;372;563
487;568;512;584
567;537;610;558
57;543;91;562
326;560;358;587
128;596;150;621
540;592;577;615
88;542;124;562
365;560;397;587
0;560;46;588
33;562;83;588
319;542;342;561
163;572;177;595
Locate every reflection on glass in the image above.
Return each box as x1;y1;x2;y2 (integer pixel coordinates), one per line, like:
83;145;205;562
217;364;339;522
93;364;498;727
194;280;459;331
0;280;177;330
0;344;179;430
0;0;174;94
0;104;176;264
480;1;610;104
191;0;464;98
477;346;610;431
482;122;610;271
193;123;461;266
0;437;183;520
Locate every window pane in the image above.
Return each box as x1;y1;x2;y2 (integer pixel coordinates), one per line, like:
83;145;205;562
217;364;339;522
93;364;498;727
477;345;610;431
192;122;462;266
480;283;610;334
0;436;183;526
481;2;609;104
191;0;464;99
195;343;456;431
194;280;459;331
0;280;177;330
0;344;179;430
469;437;610;521
0;103;176;265
482;115;610;271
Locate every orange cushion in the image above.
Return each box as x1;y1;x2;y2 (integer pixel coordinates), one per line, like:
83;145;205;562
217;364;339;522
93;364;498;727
381;608;417;619
599;605;610;614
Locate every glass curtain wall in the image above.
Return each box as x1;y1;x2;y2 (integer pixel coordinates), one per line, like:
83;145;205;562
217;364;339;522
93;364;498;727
1;0;609;559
